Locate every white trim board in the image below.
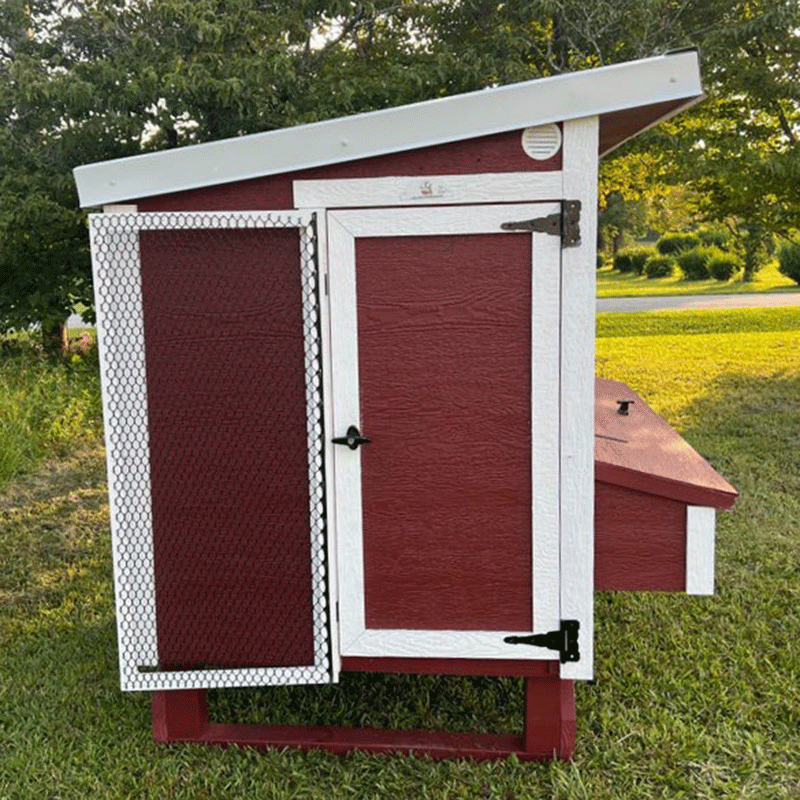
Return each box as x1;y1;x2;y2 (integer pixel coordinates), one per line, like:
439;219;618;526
293;171;563;208
686;506;716;595
74;52;702;208
558;117;598;681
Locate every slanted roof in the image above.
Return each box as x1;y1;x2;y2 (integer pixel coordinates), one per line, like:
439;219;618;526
595;378;737;509
74;51;702;208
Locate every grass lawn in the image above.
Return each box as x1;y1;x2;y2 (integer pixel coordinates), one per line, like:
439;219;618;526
2;310;799;799
597;259;800;297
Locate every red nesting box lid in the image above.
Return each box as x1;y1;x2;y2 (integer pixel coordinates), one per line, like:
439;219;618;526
595;378;737;510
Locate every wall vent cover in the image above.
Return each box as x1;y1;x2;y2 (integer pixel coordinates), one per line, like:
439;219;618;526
521;124;562;160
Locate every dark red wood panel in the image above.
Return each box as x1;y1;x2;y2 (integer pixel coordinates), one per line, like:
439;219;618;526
341;657;558;678
594;481;686;592
137;128;561;212
139;228;315;668
356;233;533;632
599;100;689;155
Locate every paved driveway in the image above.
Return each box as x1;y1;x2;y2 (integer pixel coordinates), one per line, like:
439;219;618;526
597;292;800;313
70;292;800;328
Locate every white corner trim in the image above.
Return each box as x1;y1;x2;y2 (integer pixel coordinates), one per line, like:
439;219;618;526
74;52;701;208
686;506;716;595
293;171;563;208
558;116;598;682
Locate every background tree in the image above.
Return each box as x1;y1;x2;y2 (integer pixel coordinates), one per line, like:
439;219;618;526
1;0;798;352
615;0;800;279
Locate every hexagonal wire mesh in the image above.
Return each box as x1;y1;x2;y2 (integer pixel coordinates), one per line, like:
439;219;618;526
89;211;334;691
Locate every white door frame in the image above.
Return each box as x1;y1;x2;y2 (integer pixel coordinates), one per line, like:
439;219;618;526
326;203;563;661
299;115;598;679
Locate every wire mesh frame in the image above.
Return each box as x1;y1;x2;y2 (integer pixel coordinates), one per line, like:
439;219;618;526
88;210;334;691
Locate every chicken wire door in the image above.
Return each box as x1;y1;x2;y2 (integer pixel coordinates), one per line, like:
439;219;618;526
328;203;575;662
89;210;336;692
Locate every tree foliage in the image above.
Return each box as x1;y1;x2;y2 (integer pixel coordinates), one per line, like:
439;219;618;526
1;0;799;348
604;0;800;278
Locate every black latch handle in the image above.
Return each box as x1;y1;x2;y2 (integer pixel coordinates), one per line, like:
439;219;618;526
617;399;635;415
332;425;371;450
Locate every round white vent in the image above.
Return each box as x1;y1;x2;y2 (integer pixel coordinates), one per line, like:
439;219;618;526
521;124;562;160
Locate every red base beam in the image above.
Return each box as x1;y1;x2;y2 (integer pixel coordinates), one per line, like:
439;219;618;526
152;665;575;761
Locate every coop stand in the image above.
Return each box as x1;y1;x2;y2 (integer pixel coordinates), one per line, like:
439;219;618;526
151;660;575;761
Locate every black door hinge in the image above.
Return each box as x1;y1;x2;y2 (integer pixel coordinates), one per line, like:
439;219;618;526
504;619;580;664
500;200;581;248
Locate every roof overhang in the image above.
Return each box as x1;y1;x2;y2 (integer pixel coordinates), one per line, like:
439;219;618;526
74;50;702;208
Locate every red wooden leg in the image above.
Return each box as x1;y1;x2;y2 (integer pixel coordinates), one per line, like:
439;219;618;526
523;675;575;760
152;689;209;742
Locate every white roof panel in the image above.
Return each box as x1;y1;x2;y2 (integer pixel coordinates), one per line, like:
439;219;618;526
74;51;702;207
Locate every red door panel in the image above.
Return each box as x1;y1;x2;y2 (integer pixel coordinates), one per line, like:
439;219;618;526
355;233;533;632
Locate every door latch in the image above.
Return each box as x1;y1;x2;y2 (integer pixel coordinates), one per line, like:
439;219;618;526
332;425;371;450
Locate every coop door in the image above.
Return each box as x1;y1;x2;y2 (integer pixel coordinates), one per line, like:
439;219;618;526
89;211;336;691
328;203;573;662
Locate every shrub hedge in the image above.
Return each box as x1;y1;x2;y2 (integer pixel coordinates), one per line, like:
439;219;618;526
676;245;722;280
707;252;742;281
614;251;634;273
614;246;651;274
626;247;651;275
777;241;800;285
656;232;700;256
697;227;732;250
644;255;674;278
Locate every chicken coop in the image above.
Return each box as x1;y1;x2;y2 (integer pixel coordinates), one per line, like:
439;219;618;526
74;50;736;760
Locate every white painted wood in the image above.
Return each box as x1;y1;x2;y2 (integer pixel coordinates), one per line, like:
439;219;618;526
531;228;563;635
329;203;560;238
74;52;702;207
686;506;716;595
103;204;138;213
558;117;599;681
345;629;558;661
294;171;562;208
327;213;367;656
89;213;157;688
328;203;563;660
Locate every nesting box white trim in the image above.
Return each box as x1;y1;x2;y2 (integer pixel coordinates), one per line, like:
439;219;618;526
685;506;716;595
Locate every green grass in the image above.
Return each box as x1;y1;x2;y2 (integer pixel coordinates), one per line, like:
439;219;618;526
597;259;800;297
2;313;800;798
0;334;102;486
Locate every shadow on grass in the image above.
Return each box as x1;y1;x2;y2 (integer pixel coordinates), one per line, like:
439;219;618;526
211;671;525;735
674;369;800;501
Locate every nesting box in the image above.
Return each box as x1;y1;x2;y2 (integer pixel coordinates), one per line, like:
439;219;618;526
74;51;733;760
